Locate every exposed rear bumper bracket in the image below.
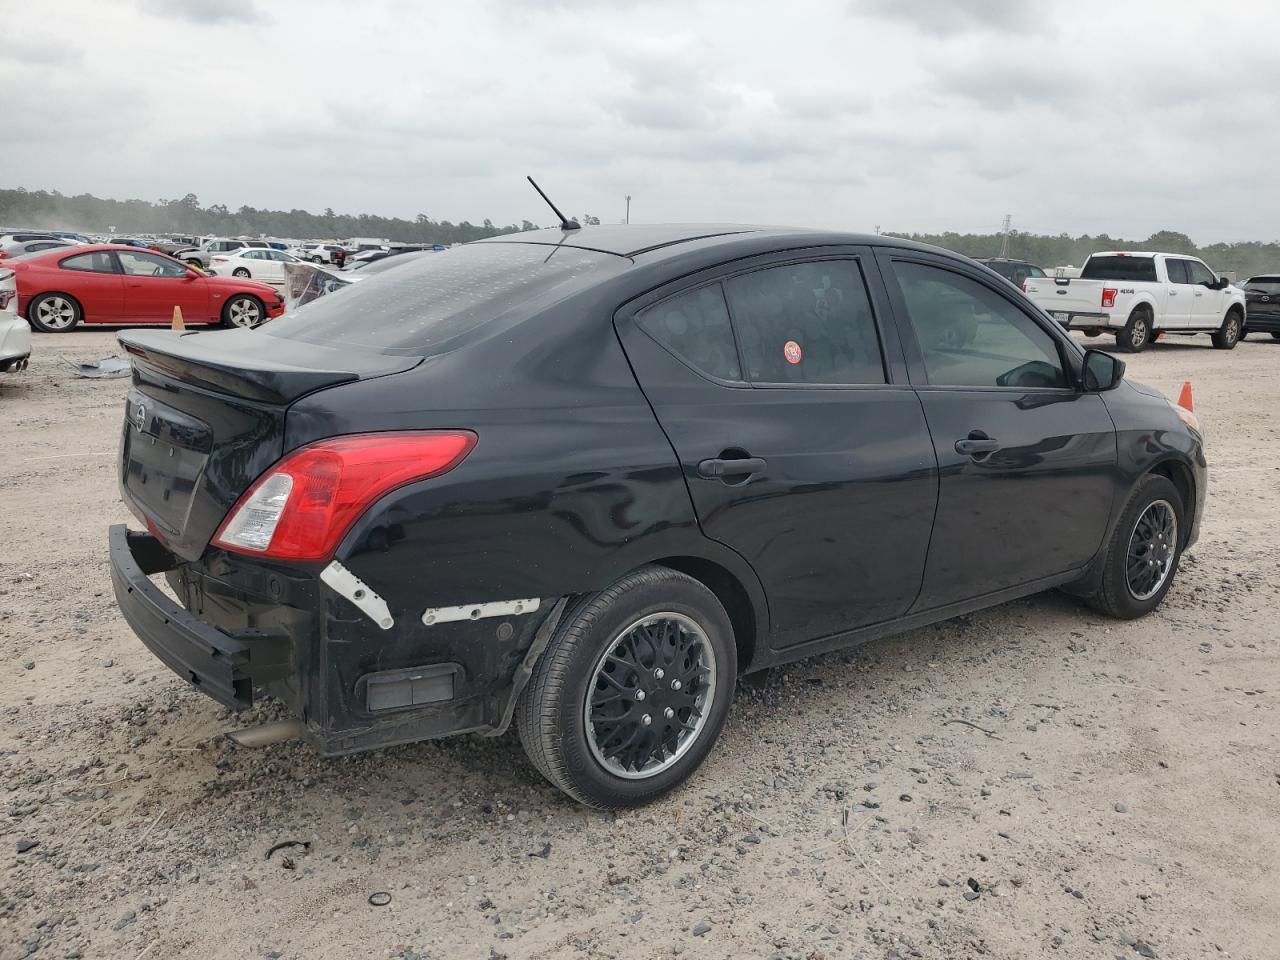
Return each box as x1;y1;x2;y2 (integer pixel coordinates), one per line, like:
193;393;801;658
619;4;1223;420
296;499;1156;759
109;524;263;710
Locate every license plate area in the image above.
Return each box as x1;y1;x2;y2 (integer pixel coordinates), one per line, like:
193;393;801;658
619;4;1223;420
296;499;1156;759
123;390;212;535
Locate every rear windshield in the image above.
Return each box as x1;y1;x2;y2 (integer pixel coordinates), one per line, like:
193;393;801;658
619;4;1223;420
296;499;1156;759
264;242;618;356
1245;276;1280;294
1080;256;1157;282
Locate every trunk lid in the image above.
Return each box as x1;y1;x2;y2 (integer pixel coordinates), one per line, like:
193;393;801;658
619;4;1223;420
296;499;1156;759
119;327;421;561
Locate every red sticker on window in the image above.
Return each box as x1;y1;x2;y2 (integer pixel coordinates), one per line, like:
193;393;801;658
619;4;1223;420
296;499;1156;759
784;340;802;364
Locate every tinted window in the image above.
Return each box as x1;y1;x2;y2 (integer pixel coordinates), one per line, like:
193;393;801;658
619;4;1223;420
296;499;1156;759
1164;259;1190;283
723;260;885;385
1186;260;1215;285
637;284;740;381
265;243;619;357
117;251;186;277
1027;265;1047;278
894;261;1067;389
60;252;117;273
1080;256;1158;282
1245;276;1280;294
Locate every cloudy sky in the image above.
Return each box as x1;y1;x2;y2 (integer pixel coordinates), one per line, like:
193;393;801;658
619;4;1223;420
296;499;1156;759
4;0;1278;241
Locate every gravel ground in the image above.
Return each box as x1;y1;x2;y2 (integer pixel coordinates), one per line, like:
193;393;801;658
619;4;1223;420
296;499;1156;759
2;328;1278;960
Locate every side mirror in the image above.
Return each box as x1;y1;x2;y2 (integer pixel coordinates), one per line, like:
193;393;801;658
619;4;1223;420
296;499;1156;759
1082;348;1125;392
184;268;203;280
1214;277;1230;290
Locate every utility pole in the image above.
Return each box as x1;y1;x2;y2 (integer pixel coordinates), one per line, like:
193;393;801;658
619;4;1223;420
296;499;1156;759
998;214;1012;258
625;195;631;225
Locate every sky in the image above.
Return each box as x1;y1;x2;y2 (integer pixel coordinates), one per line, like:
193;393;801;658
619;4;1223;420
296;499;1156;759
3;0;1278;242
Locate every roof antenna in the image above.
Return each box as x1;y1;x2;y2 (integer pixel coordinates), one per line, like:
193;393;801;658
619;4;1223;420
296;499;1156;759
527;176;580;231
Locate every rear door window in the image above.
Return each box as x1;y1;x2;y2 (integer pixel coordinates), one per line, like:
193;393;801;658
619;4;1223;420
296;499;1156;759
264;242;620;357
1164;259;1190;284
892;261;1067;389
723;260;886;385
1245;277;1280;294
1081;256;1158;282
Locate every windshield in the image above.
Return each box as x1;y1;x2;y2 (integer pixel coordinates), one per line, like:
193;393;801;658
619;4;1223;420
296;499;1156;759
265;242;620;356
1080;256;1158;282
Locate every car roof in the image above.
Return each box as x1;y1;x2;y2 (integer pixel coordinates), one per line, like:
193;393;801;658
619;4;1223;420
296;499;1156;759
474;223;926;260
1090;251;1202;260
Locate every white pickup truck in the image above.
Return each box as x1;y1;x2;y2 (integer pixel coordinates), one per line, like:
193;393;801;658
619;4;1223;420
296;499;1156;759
1024;251;1246;352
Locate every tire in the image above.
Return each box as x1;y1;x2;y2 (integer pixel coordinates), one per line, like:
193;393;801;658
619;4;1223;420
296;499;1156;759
1115;308;1152;352
1085;473;1185;620
1211;310;1243;350
310;256;324;264
516;565;737;808
1083;330;1101;338
232;267;251;278
221;294;264;328
28;292;82;333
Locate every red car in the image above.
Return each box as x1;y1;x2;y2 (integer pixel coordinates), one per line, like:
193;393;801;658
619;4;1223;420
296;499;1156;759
9;244;285;332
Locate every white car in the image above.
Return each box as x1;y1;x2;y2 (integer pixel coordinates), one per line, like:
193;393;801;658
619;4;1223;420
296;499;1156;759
298;243;347;265
207;247;306;285
1025;251;1247;352
0;266;31;373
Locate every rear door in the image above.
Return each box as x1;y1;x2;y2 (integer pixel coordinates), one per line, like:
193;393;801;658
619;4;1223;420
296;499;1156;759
616;248;939;650
877;250;1118;611
1162;258;1194;328
117;250;211;323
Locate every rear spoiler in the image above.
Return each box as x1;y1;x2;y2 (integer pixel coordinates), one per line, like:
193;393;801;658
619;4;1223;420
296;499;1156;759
119;328;421;405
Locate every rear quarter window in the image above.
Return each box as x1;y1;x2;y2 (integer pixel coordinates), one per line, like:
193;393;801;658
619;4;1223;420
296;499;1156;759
264;243;620;357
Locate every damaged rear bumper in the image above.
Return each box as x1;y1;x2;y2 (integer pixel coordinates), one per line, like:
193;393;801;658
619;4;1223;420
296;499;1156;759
109;524;262;709
108;524;564;754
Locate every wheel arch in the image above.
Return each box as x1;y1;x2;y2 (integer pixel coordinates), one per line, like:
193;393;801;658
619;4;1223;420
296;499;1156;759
650;554;766;674
1147;457;1196;544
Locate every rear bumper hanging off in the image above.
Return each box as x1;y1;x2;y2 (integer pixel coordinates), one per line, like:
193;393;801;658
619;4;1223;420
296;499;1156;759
108;524;261;709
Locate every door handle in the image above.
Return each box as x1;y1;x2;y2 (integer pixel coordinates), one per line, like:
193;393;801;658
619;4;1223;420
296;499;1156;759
697;457;767;479
955;431;1000;457
1194;291;1204;297
1169;290;1177;296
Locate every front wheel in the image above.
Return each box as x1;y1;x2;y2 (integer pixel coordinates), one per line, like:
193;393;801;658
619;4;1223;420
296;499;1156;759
1211;311;1242;350
28;293;82;332
516;566;737;808
232;267;251;278
221;294;264;328
1085;473;1185;619
1116;309;1151;352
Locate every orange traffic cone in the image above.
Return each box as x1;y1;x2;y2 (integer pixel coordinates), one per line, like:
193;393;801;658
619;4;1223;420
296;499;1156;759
171;305;185;331
1176;380;1194;412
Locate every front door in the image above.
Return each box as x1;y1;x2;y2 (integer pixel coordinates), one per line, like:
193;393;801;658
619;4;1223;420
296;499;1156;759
1185;259;1221;327
617;249;939;649
877;251;1118;612
115;250;211;323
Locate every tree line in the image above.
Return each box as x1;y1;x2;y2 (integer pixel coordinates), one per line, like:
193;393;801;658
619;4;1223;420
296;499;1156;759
886;228;1280;279
3;187;1277;276
0;188;538;245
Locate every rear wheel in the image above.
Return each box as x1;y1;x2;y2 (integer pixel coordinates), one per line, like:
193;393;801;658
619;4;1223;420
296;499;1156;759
1211;310;1243;350
1085;473;1185;619
310;256;324;264
517;565;736;808
221;294;264;328
28;293;82;332
1116;308;1152;352
1083;330;1102;337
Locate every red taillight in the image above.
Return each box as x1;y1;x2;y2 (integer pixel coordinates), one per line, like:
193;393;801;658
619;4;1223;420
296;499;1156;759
1101;288;1117;308
212;431;477;561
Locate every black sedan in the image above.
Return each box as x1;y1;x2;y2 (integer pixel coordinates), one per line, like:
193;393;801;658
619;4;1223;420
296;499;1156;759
1241;275;1280;338
109;224;1206;808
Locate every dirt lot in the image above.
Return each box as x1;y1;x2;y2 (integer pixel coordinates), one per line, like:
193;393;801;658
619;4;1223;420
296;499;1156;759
2;328;1278;960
